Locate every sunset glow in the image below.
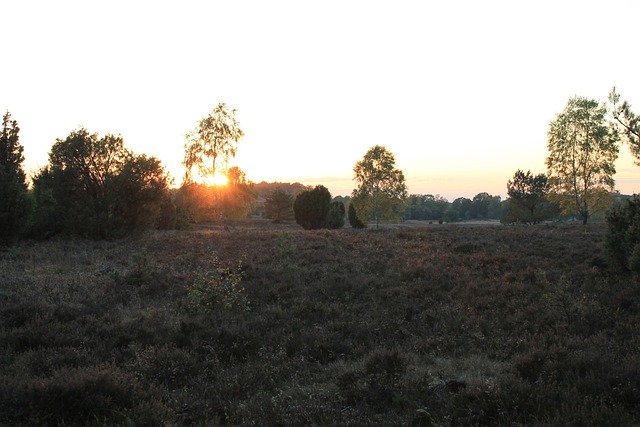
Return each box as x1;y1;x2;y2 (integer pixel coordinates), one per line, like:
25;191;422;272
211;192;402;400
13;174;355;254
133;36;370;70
2;1;639;199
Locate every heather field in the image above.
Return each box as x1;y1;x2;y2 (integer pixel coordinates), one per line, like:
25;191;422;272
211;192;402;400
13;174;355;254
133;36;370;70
1;222;639;426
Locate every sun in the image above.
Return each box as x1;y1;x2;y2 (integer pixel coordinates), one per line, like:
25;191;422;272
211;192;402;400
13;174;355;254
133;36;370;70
207;172;229;186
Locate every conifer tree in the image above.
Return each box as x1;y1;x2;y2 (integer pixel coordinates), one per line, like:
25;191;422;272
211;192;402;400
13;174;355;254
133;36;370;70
0;111;30;243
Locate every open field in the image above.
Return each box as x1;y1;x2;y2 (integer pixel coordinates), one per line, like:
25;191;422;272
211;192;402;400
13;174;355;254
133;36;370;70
1;222;639;426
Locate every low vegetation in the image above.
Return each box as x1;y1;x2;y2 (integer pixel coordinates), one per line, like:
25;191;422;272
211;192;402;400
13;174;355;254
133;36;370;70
1;221;639;425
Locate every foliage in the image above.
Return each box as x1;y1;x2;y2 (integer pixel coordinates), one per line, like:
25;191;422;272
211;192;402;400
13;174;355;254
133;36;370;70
605;195;640;273
352;145;407;228
183;103;244;182
264;187;294;223
504;169;552;224
609;87;640;164
30;128;172;239
293;185;331;230
546;96;619;224
326;200;345;229
348;202;366;228
187;253;247;312
0;111;30;244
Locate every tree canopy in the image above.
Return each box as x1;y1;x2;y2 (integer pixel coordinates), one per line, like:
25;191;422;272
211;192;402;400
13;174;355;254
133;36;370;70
545;96;619;224
352;145;407;228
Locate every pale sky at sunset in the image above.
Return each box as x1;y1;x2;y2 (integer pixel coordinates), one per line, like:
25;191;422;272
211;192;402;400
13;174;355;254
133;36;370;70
2;1;639;200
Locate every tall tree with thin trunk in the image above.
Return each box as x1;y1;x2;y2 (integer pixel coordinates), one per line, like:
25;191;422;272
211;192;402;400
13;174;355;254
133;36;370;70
183;103;244;183
546;96;619;224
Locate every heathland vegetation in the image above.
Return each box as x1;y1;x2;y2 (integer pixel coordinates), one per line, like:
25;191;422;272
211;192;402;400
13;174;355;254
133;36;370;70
1;222;640;425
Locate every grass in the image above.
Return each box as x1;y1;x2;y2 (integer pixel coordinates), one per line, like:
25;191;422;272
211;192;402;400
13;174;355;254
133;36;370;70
1;221;639;425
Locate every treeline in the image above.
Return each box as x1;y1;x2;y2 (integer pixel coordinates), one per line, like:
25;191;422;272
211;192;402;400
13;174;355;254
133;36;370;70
403;193;504;223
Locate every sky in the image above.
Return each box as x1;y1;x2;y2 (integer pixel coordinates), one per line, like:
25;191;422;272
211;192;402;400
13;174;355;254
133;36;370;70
2;0;639;200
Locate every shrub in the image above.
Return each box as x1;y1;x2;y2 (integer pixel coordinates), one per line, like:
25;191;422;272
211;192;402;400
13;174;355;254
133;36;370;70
187;253;248;312
605;195;640;272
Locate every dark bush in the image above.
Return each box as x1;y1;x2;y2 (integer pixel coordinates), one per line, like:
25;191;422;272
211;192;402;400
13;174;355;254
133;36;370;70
294;185;331;230
605;195;640;272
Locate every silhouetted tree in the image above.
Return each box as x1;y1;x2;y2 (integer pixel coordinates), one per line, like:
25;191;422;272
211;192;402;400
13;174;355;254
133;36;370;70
352;145;407;228
265;187;294;223
183;103;244;182
546;96;619;224
327;200;345;229
31;128;171;239
0;111;30;244
294;185;331;230
609;87;640;164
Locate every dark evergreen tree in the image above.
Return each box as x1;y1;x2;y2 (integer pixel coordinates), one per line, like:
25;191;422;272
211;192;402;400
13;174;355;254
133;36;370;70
348;202;366;229
326;200;345;229
293;185;331;230
0;111;30;244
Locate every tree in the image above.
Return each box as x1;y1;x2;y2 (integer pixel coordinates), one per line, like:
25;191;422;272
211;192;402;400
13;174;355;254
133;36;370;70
183;103;244;182
352;145;407;228
609;87;640;163
505;169;551;224
293;185;331;230
546;96;619;224
326;200;345;229
31;128;171;239
0;111;31;243
264;187;294;223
